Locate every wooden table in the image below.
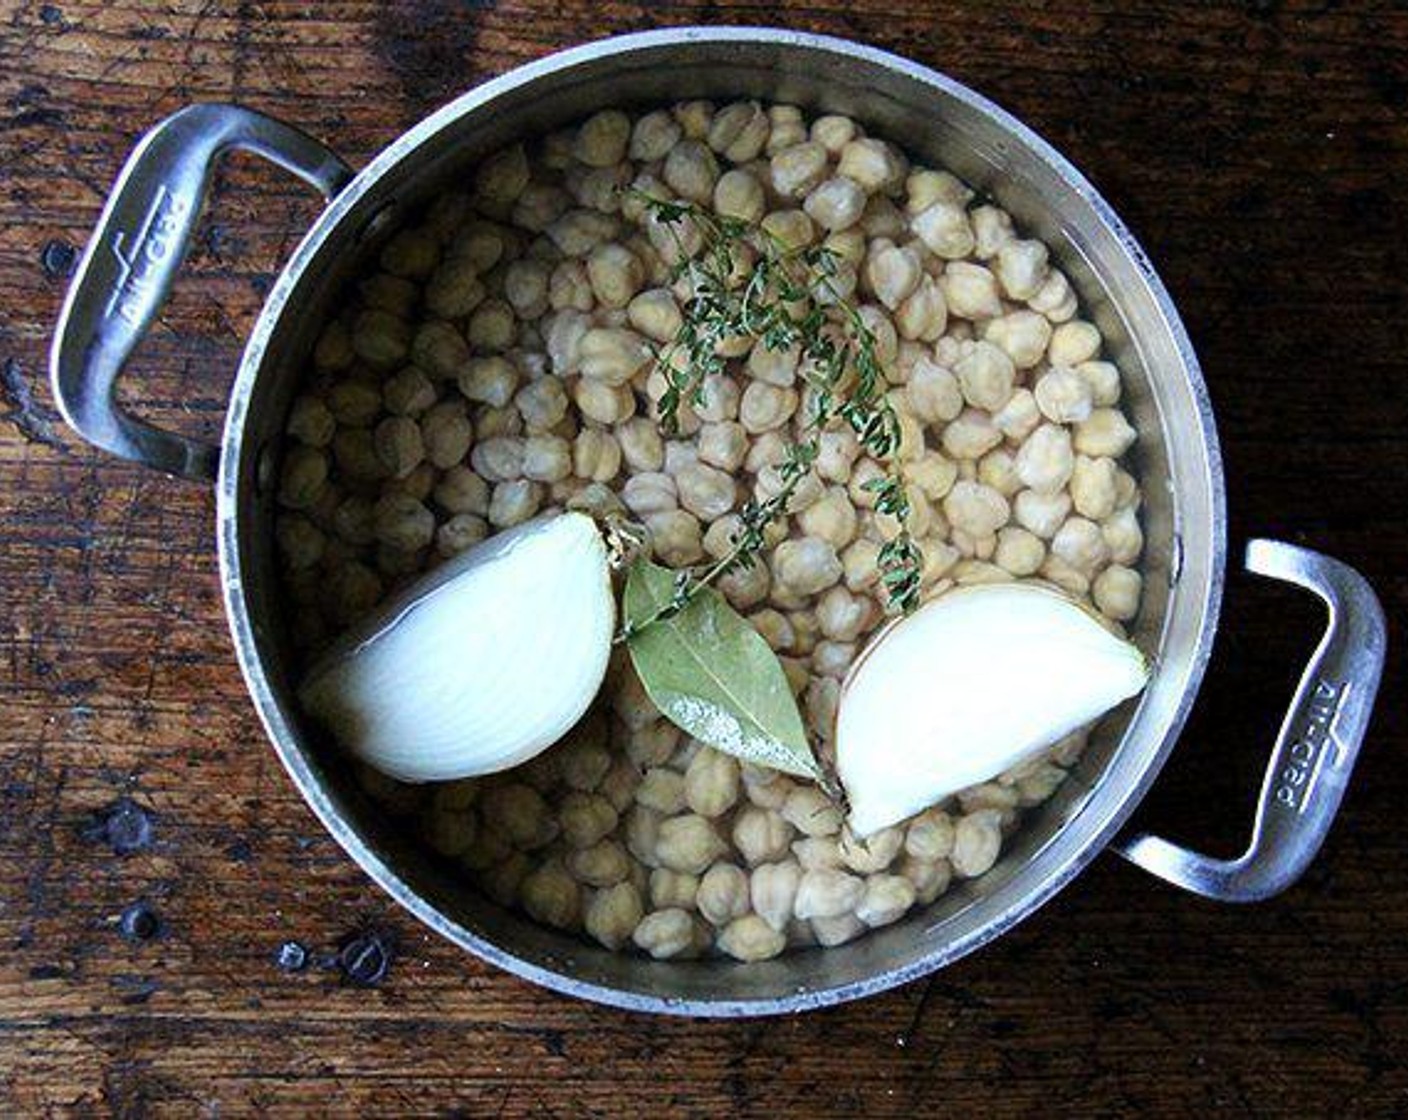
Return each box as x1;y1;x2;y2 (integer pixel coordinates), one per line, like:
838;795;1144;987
3;2;1405;1115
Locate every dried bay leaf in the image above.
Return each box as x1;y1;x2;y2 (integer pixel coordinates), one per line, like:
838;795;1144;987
623;558;822;780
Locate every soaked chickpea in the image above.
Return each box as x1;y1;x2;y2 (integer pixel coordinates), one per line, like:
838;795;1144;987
278;98;1147;963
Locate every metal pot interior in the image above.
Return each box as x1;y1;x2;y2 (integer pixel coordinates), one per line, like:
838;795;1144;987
219;29;1223;1014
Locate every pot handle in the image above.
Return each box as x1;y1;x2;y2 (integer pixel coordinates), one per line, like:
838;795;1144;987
50;103;352;481
1115;539;1386;902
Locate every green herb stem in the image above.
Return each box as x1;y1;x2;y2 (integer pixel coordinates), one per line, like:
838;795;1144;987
621;190;922;638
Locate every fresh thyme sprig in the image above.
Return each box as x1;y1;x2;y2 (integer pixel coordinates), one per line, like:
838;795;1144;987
617;191;922;640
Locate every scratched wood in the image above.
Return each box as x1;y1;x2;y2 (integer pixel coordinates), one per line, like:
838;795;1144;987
2;1;1406;1115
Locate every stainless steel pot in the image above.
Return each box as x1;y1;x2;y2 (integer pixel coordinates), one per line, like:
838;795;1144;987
51;28;1386;1016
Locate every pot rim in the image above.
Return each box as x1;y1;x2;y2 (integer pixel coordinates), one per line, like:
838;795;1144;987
215;26;1227;1016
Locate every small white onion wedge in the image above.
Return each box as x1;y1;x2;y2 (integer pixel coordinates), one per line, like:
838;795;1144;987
837;583;1150;836
299;512;614;782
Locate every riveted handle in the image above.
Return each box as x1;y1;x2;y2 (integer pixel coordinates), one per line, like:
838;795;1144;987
50;103;352;481
1116;539;1387;902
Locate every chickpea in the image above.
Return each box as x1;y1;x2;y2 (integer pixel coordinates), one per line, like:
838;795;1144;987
465;298;516;352
993;237;1049;301
705;100;767;161
624;289;680;346
636;767;687;816
1033;366;1094;425
1014;423;1075;494
1093;563;1142;621
760;208;817;250
547;208;620;257
1076;359;1122;406
517;434;571;483
804;176;867;233
697;863;750;927
313;320;354;372
1030;267;1078;322
468;435;523;483
488;479;542;529
1074;408;1138;457
680;748;738;819
738;382;799;434
954;341;1016;412
838;135;905;193
710;553;767;610
1049;319;1102;367
570;429;621;484
582;881;644;951
673;461;736;522
1012;488;1072;541
815;428;862;483
650;868;699;911
432;513;486;559
939;261;1003;321
286;395;335;448
941;409;1003;461
902;357;961;426
987;525;1043;576
1103;506;1144;565
815;585;872;645
904;809;956;862
547;259;593;313
369;415;423;480
772;538;843;596
905;167;972;212
278;445;329;510
951;810;1004;878
574;163;632;215
509;378;565;435
780;786;843;838
689;421;743;474
901;855;952;905
566;840;632;889
645;509;704;566
519;862;582;931
542;310;589;376
895;275;948;342
983;309;1051;371
732;860;799;937
722;805;791;868
584;242;643;309
379;226;439;280
1070;455;1119;520
865;242;921;311
840;825;905;874
579;327;650;387
429;466;486;519
574;379;635;426
766;104;807;153
610;416;662;474
620;471;677;516
959;782;1019;814
946;476;1013;538
1051;515;1111;574
794;868;864;920
810;641;855;681
971;204;1015;259
717;914;785;962
745;339;800;387
327;380;381;428
707;167;762;224
912;200;975;259
632;908;699;959
655;814;727;875
792;487;855;551
857;874;917;928
276;515;325;572
624;106;677;159
770;140;829;198
662;139;719;204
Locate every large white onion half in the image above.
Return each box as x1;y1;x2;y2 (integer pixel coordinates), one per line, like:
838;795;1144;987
837;583;1150;836
299;512;614;782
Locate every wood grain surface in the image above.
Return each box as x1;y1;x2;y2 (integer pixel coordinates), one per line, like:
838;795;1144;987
2;1;1406;1116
